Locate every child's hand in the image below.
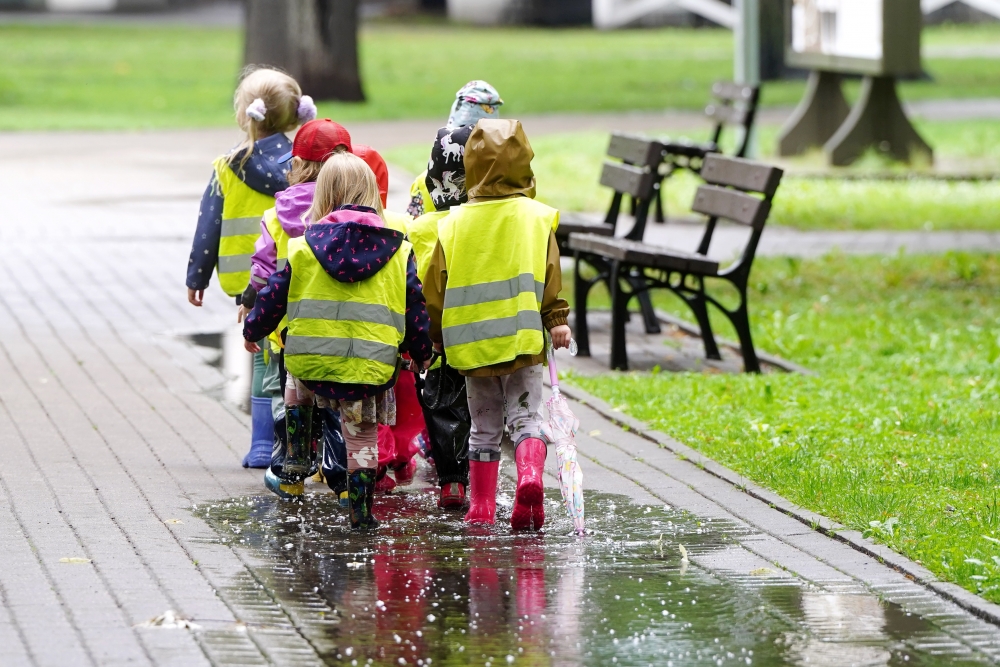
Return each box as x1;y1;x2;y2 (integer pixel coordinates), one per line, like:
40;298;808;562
550;324;572;350
237;305;250;323
187;288;204;307
244;339;261;354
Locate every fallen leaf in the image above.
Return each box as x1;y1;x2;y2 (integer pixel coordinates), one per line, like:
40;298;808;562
59;557;92;564
588;430;601;436
164;519;183;525
750;567;774;576
134;610;200;630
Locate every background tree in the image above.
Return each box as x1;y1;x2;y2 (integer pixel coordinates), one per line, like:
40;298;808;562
244;0;365;102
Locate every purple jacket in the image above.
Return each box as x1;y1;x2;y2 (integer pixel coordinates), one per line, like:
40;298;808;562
243;205;434;401
250;181;316;288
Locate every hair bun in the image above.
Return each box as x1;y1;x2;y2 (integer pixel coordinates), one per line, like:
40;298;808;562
246;98;267;122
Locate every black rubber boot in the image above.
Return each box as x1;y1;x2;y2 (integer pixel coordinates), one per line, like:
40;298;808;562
348;468;379;530
283;405;314;480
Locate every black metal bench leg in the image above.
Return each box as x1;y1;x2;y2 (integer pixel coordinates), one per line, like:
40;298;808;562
686;291;722;361
573;252;592;357
609;261;630;371
728;301;761;373
624;271;661;335
653;184;665;223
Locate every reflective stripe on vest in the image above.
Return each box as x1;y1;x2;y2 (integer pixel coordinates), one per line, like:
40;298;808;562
438;197;559;370
407;210;448;285
284;235;410;385
214;156;275;297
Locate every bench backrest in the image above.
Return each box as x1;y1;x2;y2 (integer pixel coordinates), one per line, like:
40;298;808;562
705;82;760;159
691;154;783;275
600;133;665;241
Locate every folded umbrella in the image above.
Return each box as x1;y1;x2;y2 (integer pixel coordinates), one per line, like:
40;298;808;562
543;346;585;535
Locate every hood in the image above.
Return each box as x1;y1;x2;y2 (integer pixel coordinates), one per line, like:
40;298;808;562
447;80;503;130
305;205;404;283
274;181;315;236
425;125;474;211
464;119;536;202
353;145;389;208
227;133;292;196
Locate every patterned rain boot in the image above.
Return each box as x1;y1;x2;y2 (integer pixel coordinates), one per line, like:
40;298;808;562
348;469;379;530
264;416;304;500
511;438;547;531
464;457;500;525
282;405;314;480
438;482;466;509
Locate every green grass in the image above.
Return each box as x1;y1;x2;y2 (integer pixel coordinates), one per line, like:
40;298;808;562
568;252;1000;604
1;21;999;130
385;119;1000;230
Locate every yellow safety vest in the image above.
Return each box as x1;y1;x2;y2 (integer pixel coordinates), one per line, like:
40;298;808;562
384;209;411;235
439;198;559;370
214;156;275;297
409;171;432;216
262;208;291;353
285;235;410;385
407;210;448;285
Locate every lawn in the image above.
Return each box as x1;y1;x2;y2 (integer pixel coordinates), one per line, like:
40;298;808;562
1;21;999;129
385;119;1000;231
568;252;1000;604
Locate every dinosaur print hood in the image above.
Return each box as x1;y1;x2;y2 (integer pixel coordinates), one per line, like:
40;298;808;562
465;119;536;202
304;205;404;283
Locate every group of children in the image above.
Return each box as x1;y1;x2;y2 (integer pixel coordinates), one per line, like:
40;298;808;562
185;67;570;531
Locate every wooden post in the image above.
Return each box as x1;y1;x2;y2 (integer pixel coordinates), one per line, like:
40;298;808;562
244;0;365;102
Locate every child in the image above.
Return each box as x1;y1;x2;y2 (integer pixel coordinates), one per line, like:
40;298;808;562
243;153;433;529
186;65;316;468
423;119;571;531
239;119;353;500
406;81;503;218
352;145;428;492
408;124;476;509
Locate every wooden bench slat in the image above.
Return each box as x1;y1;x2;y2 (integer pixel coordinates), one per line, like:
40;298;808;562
556;220;615;239
568;233;720;275
701;155;783;196
607;133;663;166
711;81;756;102
704;103;748;127
599;162;654;198
691;185;765;227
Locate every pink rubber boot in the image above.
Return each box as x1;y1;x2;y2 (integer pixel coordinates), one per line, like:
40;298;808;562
511;438;547;531
464;460;499;525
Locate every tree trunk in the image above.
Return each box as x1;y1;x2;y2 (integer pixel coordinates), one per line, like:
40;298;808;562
244;0;365;102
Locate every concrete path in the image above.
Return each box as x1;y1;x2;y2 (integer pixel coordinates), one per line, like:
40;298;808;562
2;126;1000;665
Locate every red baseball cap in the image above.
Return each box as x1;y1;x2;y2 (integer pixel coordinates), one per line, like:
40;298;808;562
353;144;389;208
279;119;352;163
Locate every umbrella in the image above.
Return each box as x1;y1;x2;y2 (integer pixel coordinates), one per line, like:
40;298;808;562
543;345;585;535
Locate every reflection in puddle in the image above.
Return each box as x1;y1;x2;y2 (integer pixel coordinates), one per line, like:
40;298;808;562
196;468;993;667
182;326;252;412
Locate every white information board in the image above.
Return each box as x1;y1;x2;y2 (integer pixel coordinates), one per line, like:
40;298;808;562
791;0;883;61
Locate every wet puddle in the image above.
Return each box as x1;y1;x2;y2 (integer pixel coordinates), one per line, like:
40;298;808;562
196;467;996;666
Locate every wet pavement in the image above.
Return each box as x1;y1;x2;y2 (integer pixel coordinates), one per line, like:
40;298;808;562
194;464;1000;667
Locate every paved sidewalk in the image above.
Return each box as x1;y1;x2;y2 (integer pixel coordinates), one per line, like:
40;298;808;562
3;126;1000;665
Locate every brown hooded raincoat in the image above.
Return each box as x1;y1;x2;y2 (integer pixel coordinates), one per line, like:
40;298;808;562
422;119;570;377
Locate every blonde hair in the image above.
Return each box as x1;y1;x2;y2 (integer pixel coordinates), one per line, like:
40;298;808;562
288;156;329;186
309;153;385;223
231;66;303;169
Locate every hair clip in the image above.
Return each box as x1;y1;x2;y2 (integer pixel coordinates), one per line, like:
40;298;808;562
246;98;267;122
297;95;317;122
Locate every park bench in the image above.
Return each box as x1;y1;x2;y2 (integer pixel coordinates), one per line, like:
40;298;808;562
569;154;783;373
652;81;760;223
556;133;666;337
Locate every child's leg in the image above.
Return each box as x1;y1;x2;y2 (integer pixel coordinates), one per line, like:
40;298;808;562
281;376;317;479
503;365;547;531
464;376;504;524
343;413;380;529
245;349;275;468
